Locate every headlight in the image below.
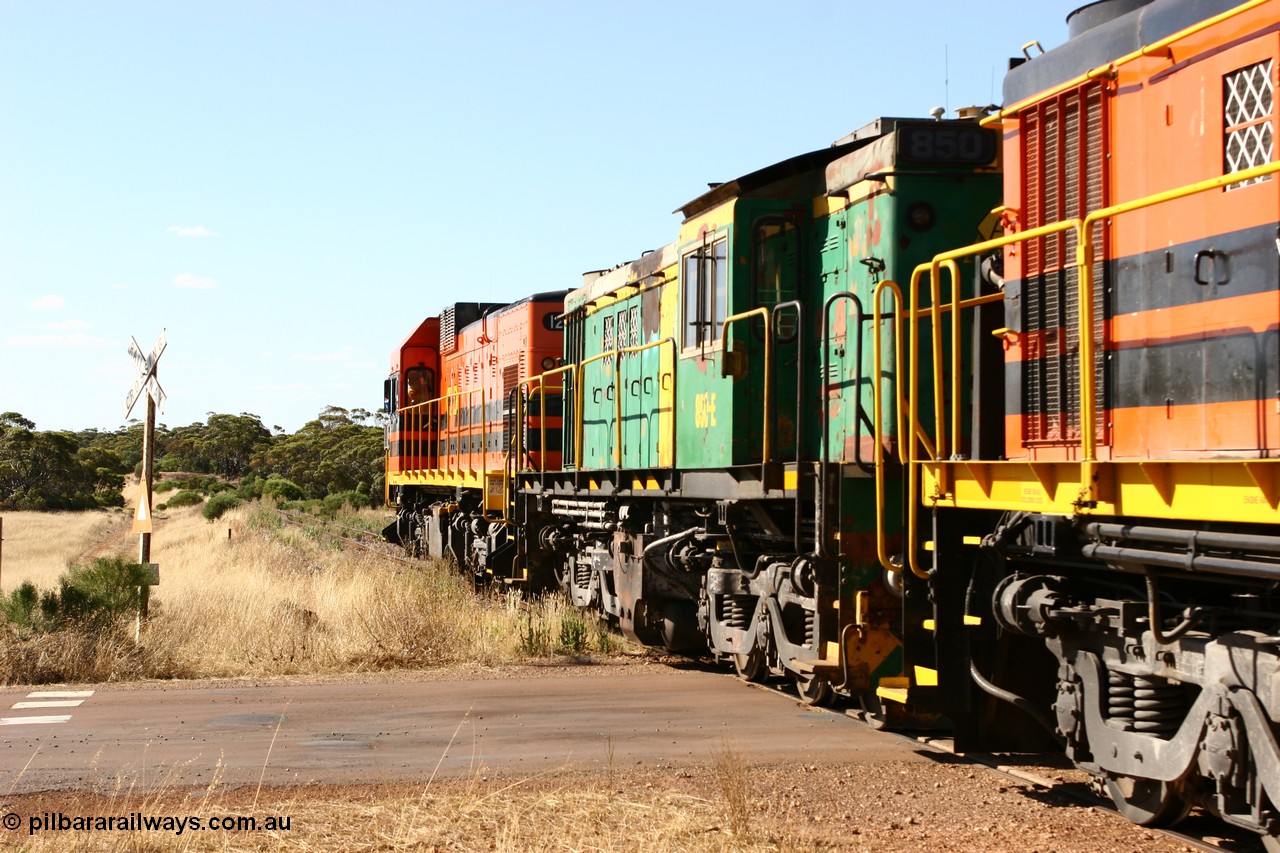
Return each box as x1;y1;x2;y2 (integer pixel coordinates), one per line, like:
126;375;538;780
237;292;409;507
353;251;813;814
906;202;936;231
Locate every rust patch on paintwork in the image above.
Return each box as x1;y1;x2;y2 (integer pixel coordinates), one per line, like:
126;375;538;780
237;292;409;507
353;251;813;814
837;531;881;562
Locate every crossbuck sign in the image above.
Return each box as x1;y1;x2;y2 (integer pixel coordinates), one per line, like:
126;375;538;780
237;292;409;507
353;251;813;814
124;330;167;417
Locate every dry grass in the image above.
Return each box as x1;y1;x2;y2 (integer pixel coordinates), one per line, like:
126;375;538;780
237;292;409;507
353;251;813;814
712;735;752;841
0;499;622;685
0;508;133;593
6;765;799;852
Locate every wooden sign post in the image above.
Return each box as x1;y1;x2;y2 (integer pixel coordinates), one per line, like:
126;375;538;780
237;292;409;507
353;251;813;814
124;330;166;635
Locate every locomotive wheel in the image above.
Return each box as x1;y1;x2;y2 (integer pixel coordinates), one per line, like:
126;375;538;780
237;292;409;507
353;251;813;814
733;650;767;683
855;693;893;730
1104;775;1191;827
793;671;832;707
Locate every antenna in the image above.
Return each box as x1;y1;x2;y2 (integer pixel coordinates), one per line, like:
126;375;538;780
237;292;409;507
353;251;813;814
945;45;950;116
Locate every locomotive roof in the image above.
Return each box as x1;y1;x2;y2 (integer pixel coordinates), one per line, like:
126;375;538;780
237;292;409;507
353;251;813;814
570;116;952;313
566;243;677;314
675;117;920;221
458;289;566;325
1004;0;1240;107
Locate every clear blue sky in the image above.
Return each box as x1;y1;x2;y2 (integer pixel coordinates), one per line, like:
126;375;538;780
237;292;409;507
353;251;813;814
1;1;1072;434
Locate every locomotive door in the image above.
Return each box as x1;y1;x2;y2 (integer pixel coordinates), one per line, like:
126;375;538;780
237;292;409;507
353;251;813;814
748;207;803;464
676;228;737;469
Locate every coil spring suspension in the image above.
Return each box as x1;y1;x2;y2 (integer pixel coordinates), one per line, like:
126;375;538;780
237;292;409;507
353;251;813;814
803;608;817;647
1107;672;1186;737
718;595;754;630
573;559;592;589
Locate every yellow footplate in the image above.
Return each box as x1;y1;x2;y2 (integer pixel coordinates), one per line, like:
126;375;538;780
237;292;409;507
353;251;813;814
876;677;910;705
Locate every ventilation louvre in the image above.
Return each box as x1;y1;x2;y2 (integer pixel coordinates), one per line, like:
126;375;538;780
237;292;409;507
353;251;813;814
1020;82;1109;446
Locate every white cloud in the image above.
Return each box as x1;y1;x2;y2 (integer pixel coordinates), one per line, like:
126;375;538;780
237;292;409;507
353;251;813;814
167;225;219;238
6;332;112;349
292;346;358;362
172;272;218;289
42;319;91;331
28;295;65;310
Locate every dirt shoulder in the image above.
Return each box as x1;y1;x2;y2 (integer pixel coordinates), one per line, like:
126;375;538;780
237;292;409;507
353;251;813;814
3;762;1195;852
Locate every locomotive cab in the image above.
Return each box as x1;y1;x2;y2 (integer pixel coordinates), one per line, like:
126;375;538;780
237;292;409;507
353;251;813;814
385;317;441;499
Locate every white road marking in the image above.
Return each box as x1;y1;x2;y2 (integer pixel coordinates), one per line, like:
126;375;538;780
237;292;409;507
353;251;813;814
1;690;96;726
0;715;73;726
26;691;94;699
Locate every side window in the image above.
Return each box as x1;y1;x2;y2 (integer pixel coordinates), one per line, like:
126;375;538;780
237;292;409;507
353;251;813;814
384;377;397;413
681;235;729;350
1224;58;1275;190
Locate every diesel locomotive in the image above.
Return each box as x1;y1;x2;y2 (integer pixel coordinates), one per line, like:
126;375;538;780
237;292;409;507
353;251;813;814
385;0;1280;842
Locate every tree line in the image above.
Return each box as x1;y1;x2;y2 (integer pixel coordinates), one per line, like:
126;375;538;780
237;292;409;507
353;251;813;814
0;407;386;511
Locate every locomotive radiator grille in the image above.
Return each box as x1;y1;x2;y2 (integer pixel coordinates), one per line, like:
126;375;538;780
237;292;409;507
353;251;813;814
1020;81;1109;446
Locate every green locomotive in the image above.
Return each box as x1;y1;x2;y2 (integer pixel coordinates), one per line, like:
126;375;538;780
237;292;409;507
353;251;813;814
510;114;1000;711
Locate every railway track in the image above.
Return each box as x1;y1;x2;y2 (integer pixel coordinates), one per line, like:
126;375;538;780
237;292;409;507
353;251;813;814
771;684;1265;853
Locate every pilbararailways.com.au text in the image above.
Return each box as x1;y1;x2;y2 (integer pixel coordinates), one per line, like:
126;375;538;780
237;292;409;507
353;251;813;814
12;811;292;836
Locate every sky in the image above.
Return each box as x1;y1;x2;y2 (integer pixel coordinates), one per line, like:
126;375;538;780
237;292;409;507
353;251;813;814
1;0;1074;435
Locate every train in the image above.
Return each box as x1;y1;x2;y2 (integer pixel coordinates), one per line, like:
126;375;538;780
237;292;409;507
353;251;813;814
383;0;1280;843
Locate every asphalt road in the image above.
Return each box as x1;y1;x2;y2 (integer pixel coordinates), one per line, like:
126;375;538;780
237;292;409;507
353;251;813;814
0;665;925;794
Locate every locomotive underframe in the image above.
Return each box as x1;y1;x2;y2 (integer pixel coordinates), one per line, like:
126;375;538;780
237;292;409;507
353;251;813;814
508;462;905;706
940;507;1280;835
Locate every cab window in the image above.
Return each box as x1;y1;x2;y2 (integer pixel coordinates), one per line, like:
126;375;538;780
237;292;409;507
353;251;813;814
752;215;798;306
405;366;435;406
682;235;728;350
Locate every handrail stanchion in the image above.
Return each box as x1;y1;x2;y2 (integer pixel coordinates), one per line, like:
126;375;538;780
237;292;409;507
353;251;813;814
873;280;909;576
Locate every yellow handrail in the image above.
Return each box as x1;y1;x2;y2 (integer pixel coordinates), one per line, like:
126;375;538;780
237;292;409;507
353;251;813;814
517;364;575;470
398;385;489;478
873;280;913;576
907;157;1280;518
718;307;773;464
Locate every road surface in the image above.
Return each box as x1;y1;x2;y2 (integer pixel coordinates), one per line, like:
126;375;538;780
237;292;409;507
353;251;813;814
0;664;924;794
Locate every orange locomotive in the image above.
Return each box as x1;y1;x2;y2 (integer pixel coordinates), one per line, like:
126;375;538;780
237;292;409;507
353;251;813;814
909;0;1280;839
383;292;566;579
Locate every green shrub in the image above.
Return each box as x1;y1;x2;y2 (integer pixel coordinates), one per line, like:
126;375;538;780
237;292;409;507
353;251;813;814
2;558;151;632
160;489;204;509
202;493;241;521
58;557;151;624
4;582;40;629
321;491;372;517
156;475;222;495
236;474;263;501
262;478;304;502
